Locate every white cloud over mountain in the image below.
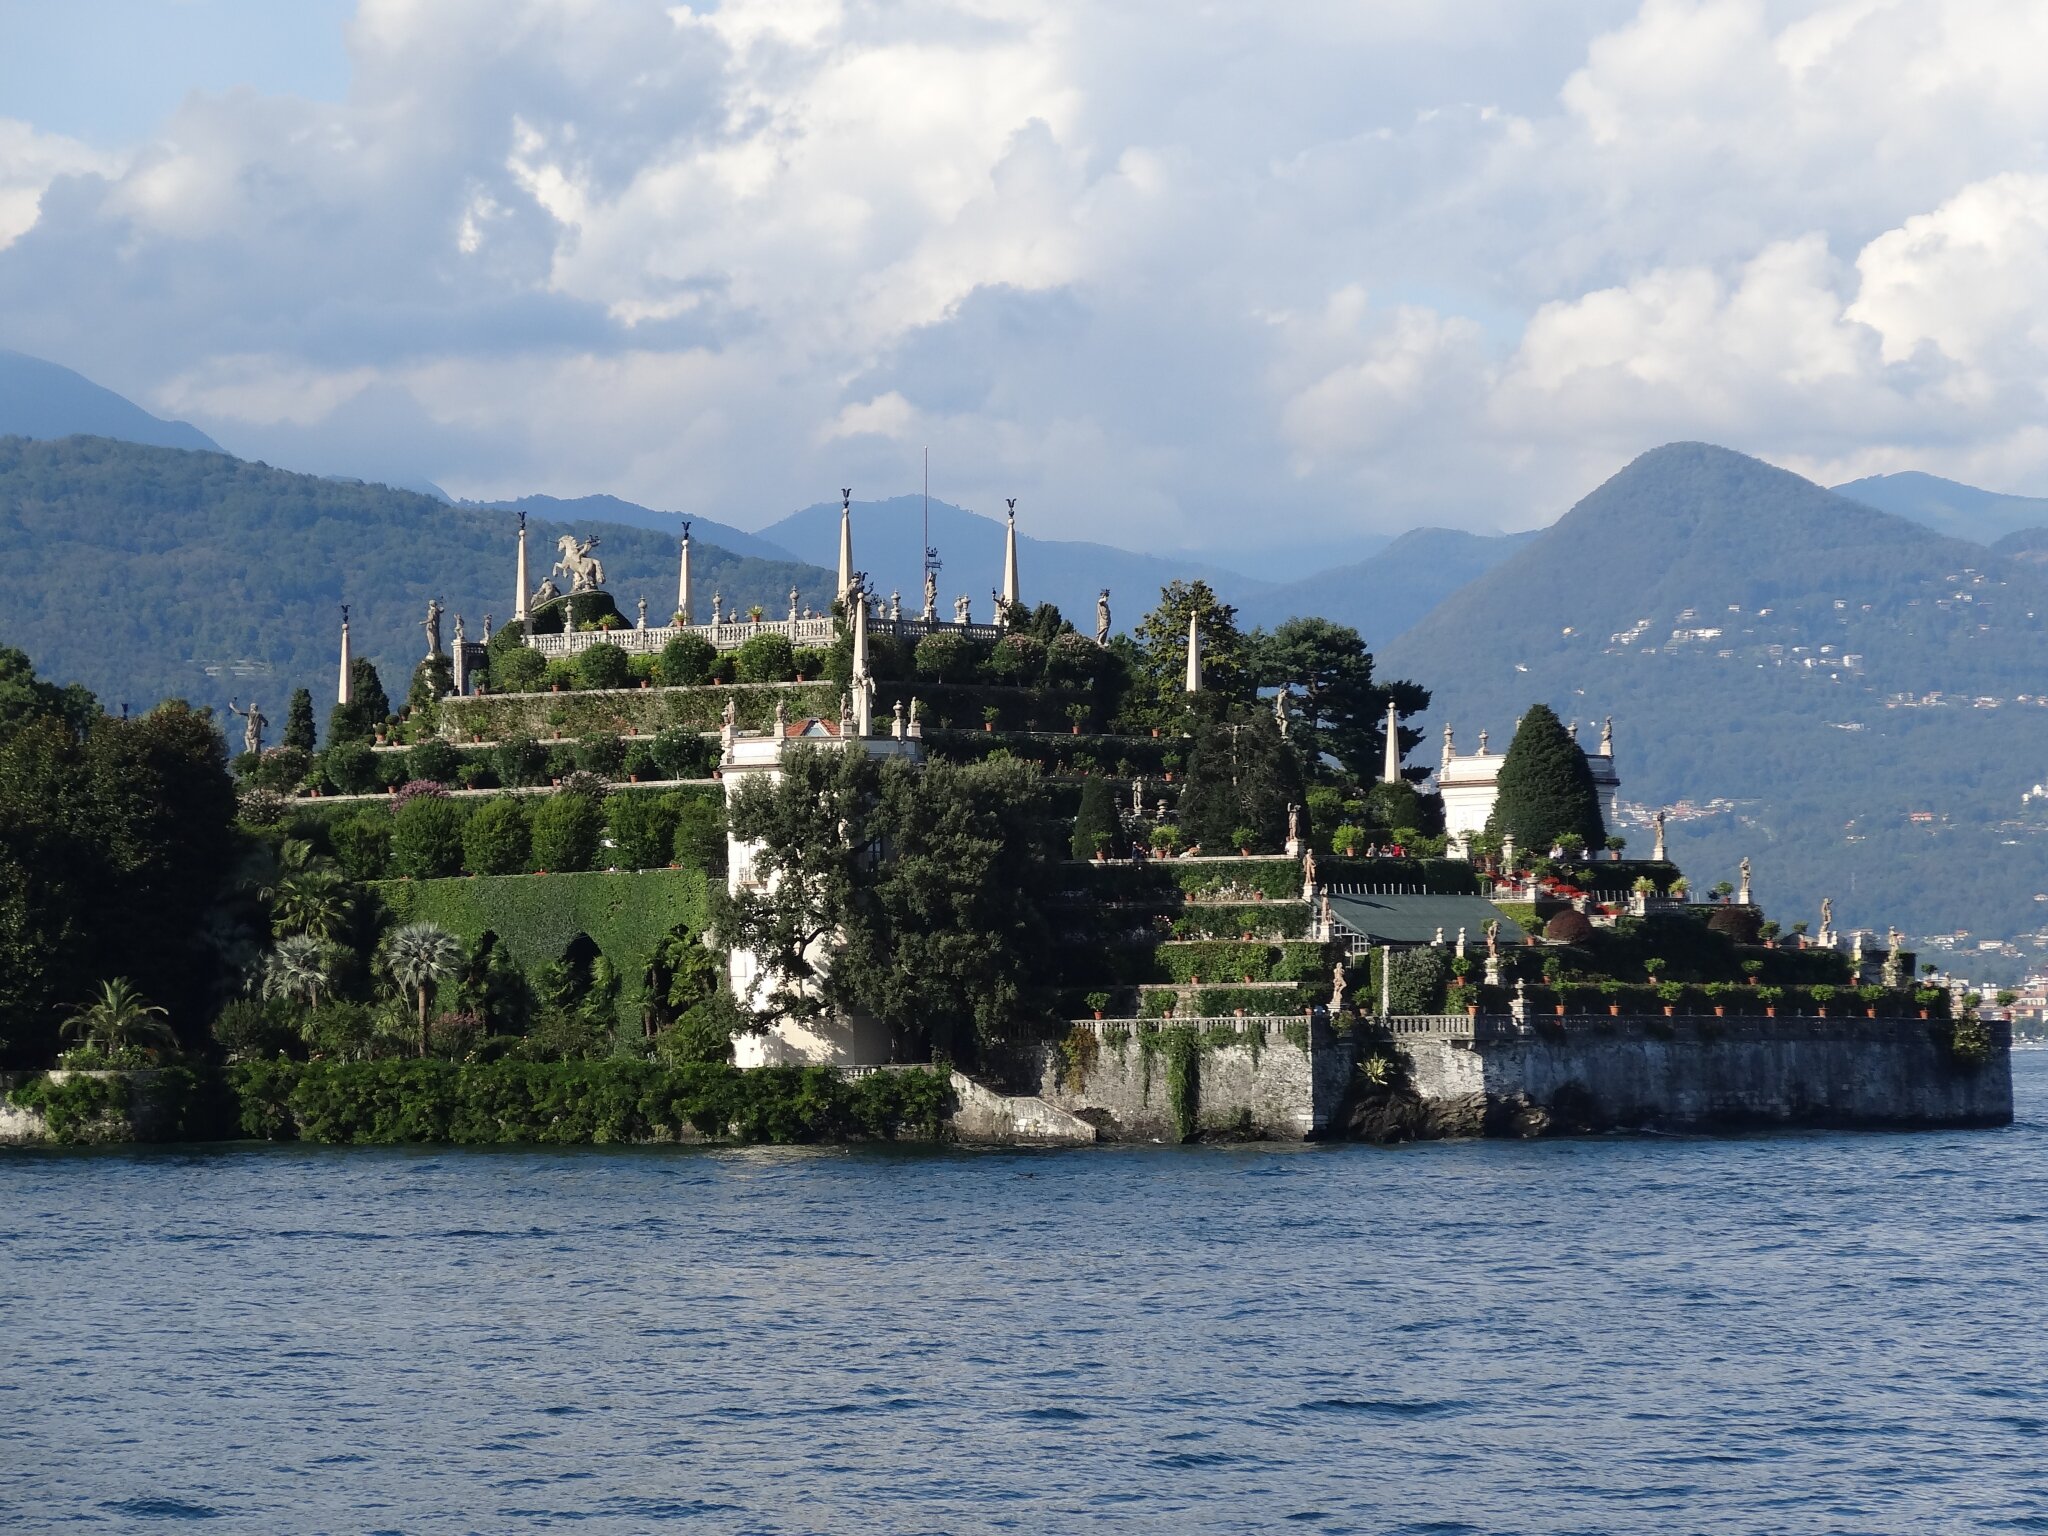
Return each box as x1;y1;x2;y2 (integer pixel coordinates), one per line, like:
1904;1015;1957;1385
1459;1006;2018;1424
4;0;2048;555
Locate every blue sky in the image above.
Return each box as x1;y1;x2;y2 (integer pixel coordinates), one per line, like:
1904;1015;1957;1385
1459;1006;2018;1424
2;1;2046;561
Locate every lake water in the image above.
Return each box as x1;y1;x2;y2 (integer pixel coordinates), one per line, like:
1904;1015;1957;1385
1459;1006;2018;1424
4;1059;2047;1535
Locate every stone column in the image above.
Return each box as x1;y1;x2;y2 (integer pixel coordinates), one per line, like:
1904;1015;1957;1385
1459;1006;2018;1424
336;605;353;705
514;511;530;621
676;523;694;625
1184;609;1202;693
837;488;854;605
1381;698;1401;784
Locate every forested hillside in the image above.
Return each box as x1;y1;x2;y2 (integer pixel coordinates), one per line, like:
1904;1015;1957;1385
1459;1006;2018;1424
0;437;834;725
1384;443;2048;963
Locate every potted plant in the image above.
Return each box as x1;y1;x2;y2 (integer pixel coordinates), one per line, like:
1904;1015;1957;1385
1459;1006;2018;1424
1605;834;1626;862
1600;979;1622;1016
1644;956;1665;986
1758;985;1783;1019
1742;959;1764;985
982;706;1000;733
1810;984;1836;1018
1232;825;1256;856
1085;991;1110;1021
1657;980;1685;1017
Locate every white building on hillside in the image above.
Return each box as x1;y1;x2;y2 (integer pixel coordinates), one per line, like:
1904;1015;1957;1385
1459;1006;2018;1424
1436;717;1621;855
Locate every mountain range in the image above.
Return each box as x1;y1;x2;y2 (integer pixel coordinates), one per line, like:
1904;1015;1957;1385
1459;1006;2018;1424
0;350;220;455
11;349;2048;966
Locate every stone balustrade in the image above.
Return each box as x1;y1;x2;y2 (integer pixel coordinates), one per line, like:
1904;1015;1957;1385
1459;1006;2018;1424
523;614;1003;658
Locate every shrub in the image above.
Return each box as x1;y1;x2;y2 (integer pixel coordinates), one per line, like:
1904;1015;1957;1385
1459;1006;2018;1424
793;646;829;681
331;809;392;880
390;795;467;879
1706;905;1762;944
531;791;606;872
496;733;550;788
1544;909;1595;944
393;778;450;807
577;642;632;691
709;653;738;683
985;633;1046;684
735;632;798;683
409;738;460;784
658;634;718;686
671;795;726;873
1330;822;1366;856
462;797;532;876
211;997;301;1063
1070;777;1124;860
623;741;659;780
493;646;547;692
575;732;627;775
541;658;580;691
652;728;717;780
915;632;977;682
608;793;681;870
1044;631;1106;686
239;786;289;826
253;745;313;791
323;739;381;796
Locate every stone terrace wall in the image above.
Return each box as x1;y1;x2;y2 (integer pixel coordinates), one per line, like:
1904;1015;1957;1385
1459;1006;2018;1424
1394;1015;2011;1134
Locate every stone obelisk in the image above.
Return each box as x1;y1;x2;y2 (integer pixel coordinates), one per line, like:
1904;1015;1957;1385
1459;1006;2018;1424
1001;497;1020;621
513;511;530;622
676;521;694;625
1382;699;1401;783
1184;609;1203;693
337;605;354;705
837;488;854;605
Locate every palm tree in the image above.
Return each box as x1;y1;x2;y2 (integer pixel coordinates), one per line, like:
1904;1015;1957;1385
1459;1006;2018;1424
270;870;356;944
262;934;332;1009
60;979;177;1059
381;922;464;1057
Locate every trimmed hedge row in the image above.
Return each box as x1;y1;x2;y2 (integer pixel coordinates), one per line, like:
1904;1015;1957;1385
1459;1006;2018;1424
1152;940;1335;985
438;681;841;745
230;1060;950;1144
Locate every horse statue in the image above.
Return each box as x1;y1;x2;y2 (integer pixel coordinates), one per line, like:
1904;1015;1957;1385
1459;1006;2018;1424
551;534;606;593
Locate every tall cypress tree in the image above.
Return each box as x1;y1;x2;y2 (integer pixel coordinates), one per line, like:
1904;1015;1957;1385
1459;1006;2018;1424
1484;703;1605;851
1070;775;1124;859
282;687;316;751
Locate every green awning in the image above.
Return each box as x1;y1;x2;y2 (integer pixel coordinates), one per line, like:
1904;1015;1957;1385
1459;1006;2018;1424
1327;892;1525;947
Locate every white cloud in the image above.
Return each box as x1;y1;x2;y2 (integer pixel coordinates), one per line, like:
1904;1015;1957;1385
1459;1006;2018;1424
7;0;2048;557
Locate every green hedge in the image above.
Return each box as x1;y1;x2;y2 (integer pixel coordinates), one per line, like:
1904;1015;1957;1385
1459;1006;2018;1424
373;868;711;1029
438;681;839;744
1171;902;1313;940
1152;940;1334;984
228;1060;949;1144
1316;857;1482;895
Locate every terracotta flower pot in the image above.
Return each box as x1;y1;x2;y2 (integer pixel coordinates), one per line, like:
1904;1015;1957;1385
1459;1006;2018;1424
1662;1005;1675;1017
1919;1008;1929;1019
1555;1005;1566;1017
1766;1006;1777;1018
1608;1004;1620;1017
1466;1005;1478;1018
1093;1011;1103;1021
1866;1008;1878;1018
1071;724;1081;735
984;722;993;732
1714;1006;1725;1017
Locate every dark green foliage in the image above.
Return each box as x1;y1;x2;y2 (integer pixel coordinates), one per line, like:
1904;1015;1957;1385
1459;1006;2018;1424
1253;616;1427;782
408;656;453;717
672;794;726;874
531;790;606;872
577;642;632;691
986;633;1046;684
462;797;532;876
1365;778;1423;833
351;659;392;723
322;739;379;794
330;809;392;881
211;997;302;1063
0;645;96;737
657;633;718;686
283;688;317;751
409;738;460;784
495;733;549;787
734;632;798;683
607;792;679;869
0;689;236;1066
1131;580;1246;723
1044;631;1108;687
651;727;717;780
223;1059;949;1144
389;795;467;879
1175;715;1304;854
1485;703;1605;851
574;731;626;775
1070;776;1124;859
914;632;978;682
493;647;546;691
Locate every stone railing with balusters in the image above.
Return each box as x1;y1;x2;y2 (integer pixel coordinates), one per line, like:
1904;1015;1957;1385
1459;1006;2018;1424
524;613;1005;658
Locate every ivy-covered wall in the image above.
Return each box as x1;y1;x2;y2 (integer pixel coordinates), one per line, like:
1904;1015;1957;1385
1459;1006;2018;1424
438;681;840;742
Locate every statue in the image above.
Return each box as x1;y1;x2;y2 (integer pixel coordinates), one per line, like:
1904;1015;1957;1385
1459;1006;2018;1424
1485;920;1500;959
1738;856;1752;904
1652;809;1667;862
550;534;605;593
923;567;939;622
890;591;902;621
990;587;1003;626
1883;927;1905;987
1287;803;1301;846
955;594;973;623
226;698;266;757
453;612;466;648
1434;926;1445;946
1273;687;1290;737
789;586;801;623
1456;927;1467;958
422;597;444;658
838;690;854;736
1330;959;1349;1014
1096;589;1111;645
481;613;493;643
773;698;787;736
636;597;648;629
907;696;922;738
1820;896;1834;936
532;575;561;605
720;694;737;751
1302;847;1317;892
1441;723;1455;767
1600;716;1614;755
1477;729;1489;754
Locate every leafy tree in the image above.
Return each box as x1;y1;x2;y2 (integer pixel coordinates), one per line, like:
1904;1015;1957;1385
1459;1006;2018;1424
671;794;726;873
330;810;392;881
652;728;717;780
1253;616;1430;782
282;688;317;751
607;792;679;869
493;647;546;691
60;978;176;1058
1070;775;1124;859
1175;715;1304;853
914;632;977;682
352;659;392;723
1044;630;1108;687
577;642;632;690
389;795;467;878
462;797;532;875
322;739;379;794
657;633;717;686
986;633;1046;684
380;922;465;1057
1485;703;1606;852
1130;580;1249;725
735;632;797;683
495;733;549;787
0;645;95;737
531;789;606;872
409;738;460;784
